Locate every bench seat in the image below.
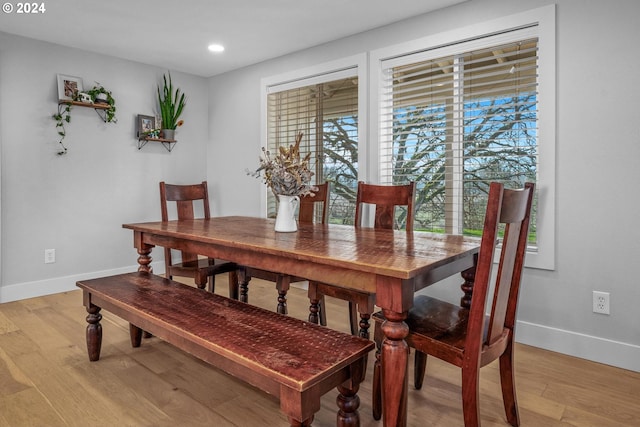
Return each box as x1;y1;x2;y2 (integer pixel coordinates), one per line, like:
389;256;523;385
77;272;374;426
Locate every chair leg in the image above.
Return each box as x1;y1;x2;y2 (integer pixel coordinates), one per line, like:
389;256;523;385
357;312;371;340
499;339;520;427
276;274;291;315
414;350;427;390
207;275;215;293
308;298;321;324
372;348;382;421
195;273;208;290
348;302;358;335
318;295;327;326
307;281;326;325
227;270;239;300
461;364;481;427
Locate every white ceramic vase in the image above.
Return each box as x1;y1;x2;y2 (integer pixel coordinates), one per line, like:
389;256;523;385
274;194;299;232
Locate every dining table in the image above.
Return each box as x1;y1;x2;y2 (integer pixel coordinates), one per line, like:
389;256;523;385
123;216;480;427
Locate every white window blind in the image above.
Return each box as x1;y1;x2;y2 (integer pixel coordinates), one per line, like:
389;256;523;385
267;74;359;222
380;33;538;243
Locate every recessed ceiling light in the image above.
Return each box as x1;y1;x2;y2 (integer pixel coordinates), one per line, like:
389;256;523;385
208;44;225;53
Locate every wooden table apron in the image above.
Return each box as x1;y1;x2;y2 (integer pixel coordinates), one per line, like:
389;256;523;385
123;216;480;427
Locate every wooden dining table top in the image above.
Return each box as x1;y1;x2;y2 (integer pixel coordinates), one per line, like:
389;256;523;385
123;216;480;291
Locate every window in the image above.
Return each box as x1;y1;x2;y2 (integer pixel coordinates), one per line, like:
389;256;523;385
379;35;539;240
372;6;555;269
266;70;359;224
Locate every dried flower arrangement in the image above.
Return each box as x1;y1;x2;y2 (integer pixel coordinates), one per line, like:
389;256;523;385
249;132;317;197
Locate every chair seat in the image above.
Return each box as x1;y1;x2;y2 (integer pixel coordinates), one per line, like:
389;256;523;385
373;295;469;353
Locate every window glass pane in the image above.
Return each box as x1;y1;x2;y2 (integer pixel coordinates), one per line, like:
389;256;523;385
462;40;538;241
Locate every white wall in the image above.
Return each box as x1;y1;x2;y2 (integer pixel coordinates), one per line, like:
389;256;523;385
0;32;210;301
207;0;640;371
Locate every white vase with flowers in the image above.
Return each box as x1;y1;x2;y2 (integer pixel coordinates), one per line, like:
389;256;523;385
248;132;317;232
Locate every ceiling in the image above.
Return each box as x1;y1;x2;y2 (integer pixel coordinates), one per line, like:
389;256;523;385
0;0;466;77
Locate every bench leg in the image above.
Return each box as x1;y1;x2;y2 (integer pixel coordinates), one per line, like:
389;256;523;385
129;323;143;348
287;416;313;427
337;382;361;427
336;357;366;427
85;303;102;362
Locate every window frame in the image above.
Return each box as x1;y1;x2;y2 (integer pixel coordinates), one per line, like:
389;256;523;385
369;5;556;270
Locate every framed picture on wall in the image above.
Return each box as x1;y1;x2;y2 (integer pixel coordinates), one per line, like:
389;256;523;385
137;114;156;137
57;74;83;101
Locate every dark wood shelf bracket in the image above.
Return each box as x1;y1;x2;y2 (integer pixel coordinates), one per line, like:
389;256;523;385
137;137;177;152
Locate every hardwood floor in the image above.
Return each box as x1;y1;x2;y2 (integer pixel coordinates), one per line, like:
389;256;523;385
0;275;638;426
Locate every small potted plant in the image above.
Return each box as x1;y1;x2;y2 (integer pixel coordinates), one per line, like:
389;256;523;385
157;72;186;140
53;82;117;155
86;82;117;123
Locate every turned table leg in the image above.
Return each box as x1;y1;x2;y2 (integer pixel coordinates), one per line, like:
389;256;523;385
380;309;409;427
136;243;153;273
133;236;154;338
85;303;102;362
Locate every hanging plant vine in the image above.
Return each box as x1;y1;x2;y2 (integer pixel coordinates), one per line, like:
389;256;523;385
53;102;73;155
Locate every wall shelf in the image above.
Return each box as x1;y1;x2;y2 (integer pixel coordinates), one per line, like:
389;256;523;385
137;137;177;152
58;100;110;122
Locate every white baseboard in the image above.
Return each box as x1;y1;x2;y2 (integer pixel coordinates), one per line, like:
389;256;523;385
516;320;640;372
0;262;166;303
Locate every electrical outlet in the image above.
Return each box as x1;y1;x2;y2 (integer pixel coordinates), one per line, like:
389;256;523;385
44;248;56;264
592;291;610;315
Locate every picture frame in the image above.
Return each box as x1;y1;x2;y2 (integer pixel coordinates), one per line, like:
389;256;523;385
137;114;156;138
57;74;84;101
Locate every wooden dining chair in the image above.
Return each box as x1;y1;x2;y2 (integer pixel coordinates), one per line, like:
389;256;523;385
242;182;330;325
159;181;239;296
371;182;535;427
308;181;416;338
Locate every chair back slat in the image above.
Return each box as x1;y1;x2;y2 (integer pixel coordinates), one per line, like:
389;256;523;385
466;182;534;349
299;182;329;224
160;181;211;221
159;181;212;265
354;181;416;230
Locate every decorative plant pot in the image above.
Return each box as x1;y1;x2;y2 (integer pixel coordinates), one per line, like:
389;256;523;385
162;129;175;140
274;194;299;232
94;93;108;104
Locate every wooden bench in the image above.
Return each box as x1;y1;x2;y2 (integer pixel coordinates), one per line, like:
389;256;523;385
77;272;374;427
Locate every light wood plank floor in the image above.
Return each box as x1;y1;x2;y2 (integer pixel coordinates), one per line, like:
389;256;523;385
1;275;639;427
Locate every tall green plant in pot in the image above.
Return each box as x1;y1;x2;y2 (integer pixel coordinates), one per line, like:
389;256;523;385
157;72;186;140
